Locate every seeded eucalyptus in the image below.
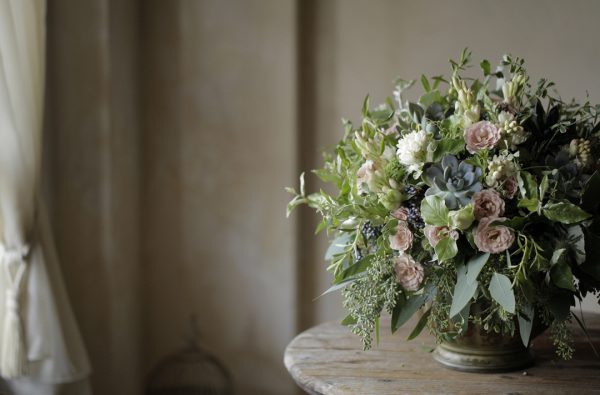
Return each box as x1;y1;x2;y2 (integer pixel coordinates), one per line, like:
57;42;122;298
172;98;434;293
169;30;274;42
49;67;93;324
287;49;600;359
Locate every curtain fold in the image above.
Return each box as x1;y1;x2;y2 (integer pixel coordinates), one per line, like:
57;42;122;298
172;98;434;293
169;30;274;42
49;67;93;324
0;0;91;393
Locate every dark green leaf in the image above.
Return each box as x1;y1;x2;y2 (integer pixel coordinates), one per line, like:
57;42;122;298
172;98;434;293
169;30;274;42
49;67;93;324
518;198;540;213
361;95;370;117
407;308;432;340
480;59;491;76
489;273;516;314
519;171;538;199
420;74;431;92
551;263;576;291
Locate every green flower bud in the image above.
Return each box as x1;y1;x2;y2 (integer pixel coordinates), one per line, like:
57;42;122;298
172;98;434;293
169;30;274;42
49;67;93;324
448;204;475;230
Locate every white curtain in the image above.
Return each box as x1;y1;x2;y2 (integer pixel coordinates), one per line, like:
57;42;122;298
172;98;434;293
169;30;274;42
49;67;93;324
0;1;91;394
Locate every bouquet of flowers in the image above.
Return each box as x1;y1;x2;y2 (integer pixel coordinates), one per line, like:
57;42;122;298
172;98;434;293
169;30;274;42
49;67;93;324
287;50;600;358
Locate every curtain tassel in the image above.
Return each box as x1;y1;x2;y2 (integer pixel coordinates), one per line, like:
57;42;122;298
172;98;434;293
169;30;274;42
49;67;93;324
1;288;26;378
0;245;29;378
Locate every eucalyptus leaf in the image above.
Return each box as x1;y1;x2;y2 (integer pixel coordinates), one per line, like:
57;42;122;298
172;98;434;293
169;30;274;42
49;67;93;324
317;276;359;298
518;304;534;347
337;255;375;282
407;308;432;340
324;233;352;260
449;254;489;318
489;273;516;314
420;195;449;226
543;201;591;224
392;293;428;333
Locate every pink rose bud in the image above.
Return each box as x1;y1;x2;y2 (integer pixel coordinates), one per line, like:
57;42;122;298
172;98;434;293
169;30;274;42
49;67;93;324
391;207;409;221
472;189;505;220
389;222;413;251
394;253;424;291
474;217;515;254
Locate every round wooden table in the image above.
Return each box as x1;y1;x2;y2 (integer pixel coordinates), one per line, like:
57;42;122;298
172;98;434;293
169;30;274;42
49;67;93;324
284;313;600;394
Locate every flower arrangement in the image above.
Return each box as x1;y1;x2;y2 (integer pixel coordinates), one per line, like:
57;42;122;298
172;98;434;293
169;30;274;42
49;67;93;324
287;50;600;359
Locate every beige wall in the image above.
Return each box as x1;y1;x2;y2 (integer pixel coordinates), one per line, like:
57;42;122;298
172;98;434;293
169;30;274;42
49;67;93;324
140;1;298;394
43;1;600;394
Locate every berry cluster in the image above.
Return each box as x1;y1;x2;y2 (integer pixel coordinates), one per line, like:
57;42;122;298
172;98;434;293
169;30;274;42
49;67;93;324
361;222;382;241
406;200;425;230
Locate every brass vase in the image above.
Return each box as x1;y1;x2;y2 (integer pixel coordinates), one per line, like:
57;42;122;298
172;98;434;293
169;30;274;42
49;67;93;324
433;305;542;372
433;327;534;372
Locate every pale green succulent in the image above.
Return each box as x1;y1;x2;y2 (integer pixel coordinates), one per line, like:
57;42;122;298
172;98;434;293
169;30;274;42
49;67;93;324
424;155;482;209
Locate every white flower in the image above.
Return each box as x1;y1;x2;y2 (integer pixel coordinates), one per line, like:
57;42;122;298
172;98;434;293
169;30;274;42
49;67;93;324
486;151;519;187
396;130;431;175
497;111;527;149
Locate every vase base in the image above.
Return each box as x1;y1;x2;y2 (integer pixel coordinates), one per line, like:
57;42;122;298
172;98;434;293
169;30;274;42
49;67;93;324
433;342;534;373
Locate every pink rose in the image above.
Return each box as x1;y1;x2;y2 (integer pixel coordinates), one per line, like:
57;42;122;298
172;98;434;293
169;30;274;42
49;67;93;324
394;253;424;291
424;225;459;247
389;222;413;251
464;121;500;153
391;207;409;221
501;176;518;199
474;217;515;254
472;189;505;220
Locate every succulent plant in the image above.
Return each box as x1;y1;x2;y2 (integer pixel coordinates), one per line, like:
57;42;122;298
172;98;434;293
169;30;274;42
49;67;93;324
545;150;590;200
424;155;482;209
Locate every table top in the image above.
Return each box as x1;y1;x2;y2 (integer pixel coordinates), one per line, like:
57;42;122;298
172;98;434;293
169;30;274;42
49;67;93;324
284;312;600;394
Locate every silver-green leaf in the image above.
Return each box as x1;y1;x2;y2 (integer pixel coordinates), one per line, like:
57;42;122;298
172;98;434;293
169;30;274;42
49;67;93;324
518;303;534;347
489;273;516;314
449;253;490;318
